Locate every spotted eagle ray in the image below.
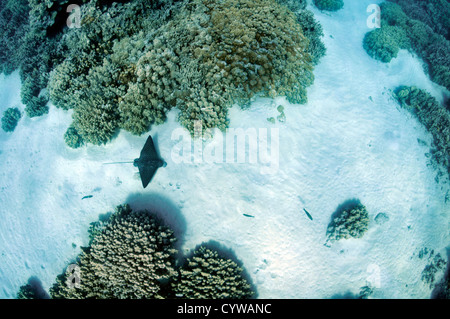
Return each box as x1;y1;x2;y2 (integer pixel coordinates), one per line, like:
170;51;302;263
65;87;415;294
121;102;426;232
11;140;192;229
104;135;166;188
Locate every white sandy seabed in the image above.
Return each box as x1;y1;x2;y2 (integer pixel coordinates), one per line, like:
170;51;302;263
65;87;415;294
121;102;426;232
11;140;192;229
0;0;449;299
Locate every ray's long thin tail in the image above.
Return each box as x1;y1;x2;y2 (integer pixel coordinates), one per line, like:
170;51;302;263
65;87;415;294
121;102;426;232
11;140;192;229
102;161;134;165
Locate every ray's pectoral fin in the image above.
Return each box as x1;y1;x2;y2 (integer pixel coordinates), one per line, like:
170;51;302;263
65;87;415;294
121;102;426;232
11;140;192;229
140;135;160;160
138;165;158;189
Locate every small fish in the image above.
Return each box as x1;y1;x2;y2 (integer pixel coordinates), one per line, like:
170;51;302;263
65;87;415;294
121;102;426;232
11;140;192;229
82;195;93;200
297;195;305;205
303;208;313;221
243;214;255;218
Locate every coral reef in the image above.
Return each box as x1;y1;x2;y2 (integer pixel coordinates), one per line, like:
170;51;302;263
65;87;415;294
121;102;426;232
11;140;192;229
0;0;69;117
432;262;450;299
172;246;254;299
21;92;49;118
364;1;450;90
389;0;450;40
16;277;49;299
17;284;39;299
64;125;84;149
394;86;450;177
313;0;344;12
374;212;389;225
171;0;315;133
117;34;182;136
277;1;326;65
294;9;327;66
276;0;307;12
4;0;328;144
417;249;447;288
48;0;321;145
419;247;450;298
363;25;410;63
50;204;178;299
0;0;30;75
1;107;22;132
326;200;370;244
50;203;255;299
48;0;177;144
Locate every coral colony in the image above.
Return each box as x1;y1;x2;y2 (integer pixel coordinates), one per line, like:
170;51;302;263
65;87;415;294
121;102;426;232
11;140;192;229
0;0;448;300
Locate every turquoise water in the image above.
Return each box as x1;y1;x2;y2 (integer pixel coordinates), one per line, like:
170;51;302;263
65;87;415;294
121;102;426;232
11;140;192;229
0;0;449;299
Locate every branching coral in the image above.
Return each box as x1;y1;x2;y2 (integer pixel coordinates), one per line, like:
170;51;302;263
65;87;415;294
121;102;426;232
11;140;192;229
394;86;450;176
8;0;323;143
275;1;325;65
363;1;450;90
50;204;256;299
172;246;254;299
48;0;175;144
276;0;307;12
326;200;370;244
64;125;84;149
389;0;450;40
0;0;69;117
313;0;344;12
118;36;181;135
1;107;22;132
207;0;314;102
50;204;178;299
363;25;410;63
367;3;450;177
166;0;315;133
421;253;446;288
16;277;49;299
0;0;30;75
70;62;122;145
17;284;40;299
294;9;326;66
48;0;320;145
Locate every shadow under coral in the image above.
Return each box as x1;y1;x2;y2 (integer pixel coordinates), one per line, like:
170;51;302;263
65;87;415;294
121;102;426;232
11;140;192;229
328;198;363;225
431;247;450;299
20;276;50;299
124;192;187;255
